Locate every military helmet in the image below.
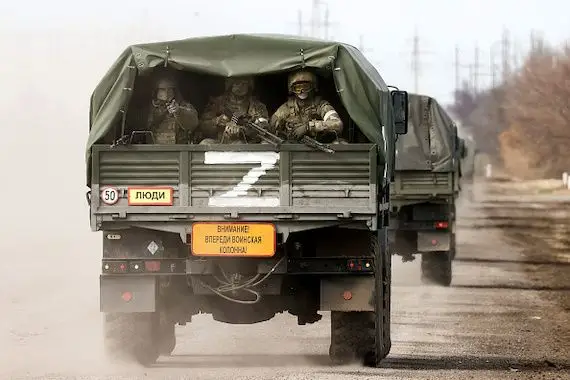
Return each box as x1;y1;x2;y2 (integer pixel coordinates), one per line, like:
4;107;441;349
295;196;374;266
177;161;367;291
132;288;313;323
225;76;254;91
152;72;178;102
155;76;177;90
288;70;318;94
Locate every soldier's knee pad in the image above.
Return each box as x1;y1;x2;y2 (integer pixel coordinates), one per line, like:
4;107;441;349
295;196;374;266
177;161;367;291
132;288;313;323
332;138;348;145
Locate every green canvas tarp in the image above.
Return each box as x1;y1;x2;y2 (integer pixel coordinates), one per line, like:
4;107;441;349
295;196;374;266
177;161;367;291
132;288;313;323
395;93;456;172
86;33;395;184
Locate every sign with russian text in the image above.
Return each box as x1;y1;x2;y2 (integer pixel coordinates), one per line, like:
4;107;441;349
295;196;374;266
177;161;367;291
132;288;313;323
127;187;173;206
191;222;276;257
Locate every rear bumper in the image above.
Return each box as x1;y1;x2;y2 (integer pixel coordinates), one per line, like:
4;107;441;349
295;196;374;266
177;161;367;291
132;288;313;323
100;272;376;313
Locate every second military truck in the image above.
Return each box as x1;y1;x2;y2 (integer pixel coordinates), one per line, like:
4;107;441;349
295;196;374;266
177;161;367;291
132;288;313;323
86;34;409;367
389;93;465;286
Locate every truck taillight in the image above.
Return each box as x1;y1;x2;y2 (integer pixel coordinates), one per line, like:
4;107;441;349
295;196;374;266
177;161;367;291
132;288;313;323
347;259;373;272
103;261;128;273
145;261;161;272
435;221;449;229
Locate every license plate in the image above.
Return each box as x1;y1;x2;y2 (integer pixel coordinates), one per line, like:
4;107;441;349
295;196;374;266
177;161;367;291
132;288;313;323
191;222;276;257
127;187;173;206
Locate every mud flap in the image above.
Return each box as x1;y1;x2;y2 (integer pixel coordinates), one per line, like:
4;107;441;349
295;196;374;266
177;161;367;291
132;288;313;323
100;276;156;313
320;277;375;312
417;231;451;252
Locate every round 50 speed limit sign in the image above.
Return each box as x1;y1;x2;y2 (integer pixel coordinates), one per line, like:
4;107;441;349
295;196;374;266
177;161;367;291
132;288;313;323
100;187;120;205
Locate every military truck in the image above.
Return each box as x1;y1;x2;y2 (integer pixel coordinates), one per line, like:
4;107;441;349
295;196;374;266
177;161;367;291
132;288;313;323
389;93;465;286
86;34;409;367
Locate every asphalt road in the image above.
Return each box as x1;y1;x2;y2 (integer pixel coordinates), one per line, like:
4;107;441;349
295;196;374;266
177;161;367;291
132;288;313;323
2;179;569;380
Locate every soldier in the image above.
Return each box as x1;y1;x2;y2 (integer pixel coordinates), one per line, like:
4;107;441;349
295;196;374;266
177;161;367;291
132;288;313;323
146;73;199;144
270;69;345;144
198;76;269;144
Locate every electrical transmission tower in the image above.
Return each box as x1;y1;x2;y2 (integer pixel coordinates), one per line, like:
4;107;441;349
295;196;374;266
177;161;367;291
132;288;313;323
296;0;337;39
501;28;511;82
410;27;432;93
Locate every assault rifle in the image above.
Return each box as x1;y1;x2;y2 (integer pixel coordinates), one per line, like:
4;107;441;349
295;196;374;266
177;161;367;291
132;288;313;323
111;131;155;147
300;135;335;154
221;107;284;148
286;122;336;154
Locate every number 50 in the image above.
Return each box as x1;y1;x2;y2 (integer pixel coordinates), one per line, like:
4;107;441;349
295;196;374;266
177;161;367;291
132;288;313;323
100;187;119;205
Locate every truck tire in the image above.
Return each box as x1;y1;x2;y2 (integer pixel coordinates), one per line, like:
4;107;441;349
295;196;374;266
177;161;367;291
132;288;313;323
421;251;452;286
450;233;457;260
104;312;160;366
329;231;391;366
158;322;176;355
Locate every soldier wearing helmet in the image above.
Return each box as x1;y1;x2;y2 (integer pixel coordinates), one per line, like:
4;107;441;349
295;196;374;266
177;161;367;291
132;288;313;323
269;69;344;143
146;72;199;144
198;76;269;144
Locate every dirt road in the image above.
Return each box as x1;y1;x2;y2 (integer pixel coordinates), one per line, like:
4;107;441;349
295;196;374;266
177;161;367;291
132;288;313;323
2;179;569;380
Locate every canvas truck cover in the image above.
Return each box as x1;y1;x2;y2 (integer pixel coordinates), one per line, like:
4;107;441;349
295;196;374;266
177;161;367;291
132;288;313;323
86;33;394;185
395;93;456;172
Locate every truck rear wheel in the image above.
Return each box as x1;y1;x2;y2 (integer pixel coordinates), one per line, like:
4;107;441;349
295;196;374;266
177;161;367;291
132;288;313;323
158;322;176;355
104;312;160;366
421;251;452;286
329;232;391;366
450;233;457;260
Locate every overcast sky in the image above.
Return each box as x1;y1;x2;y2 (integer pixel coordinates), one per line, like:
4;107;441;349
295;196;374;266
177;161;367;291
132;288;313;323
1;0;569;105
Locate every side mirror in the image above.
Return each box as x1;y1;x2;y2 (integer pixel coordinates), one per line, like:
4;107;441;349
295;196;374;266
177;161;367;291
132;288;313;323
457;138;467;158
391;90;408;135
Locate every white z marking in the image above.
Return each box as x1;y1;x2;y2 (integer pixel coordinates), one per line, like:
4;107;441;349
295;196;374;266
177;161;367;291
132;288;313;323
204;151;280;207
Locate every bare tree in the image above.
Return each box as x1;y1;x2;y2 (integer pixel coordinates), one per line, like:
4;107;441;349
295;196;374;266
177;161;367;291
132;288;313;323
499;45;570;178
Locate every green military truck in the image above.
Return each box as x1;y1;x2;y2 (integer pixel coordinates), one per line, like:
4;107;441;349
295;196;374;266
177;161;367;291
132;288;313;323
389;93;465;286
86;34;409;367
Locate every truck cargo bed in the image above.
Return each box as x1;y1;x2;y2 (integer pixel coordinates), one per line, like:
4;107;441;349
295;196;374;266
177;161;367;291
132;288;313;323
89;144;381;228
390;171;455;198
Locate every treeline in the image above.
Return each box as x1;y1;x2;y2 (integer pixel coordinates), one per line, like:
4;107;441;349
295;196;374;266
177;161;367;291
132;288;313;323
500;45;570;178
450;42;570;179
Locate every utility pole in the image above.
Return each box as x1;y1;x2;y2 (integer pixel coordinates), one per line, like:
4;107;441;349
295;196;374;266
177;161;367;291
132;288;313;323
409;27;433;93
296;0;335;39
411;28;420;93
473;43;480;94
358;34;375;61
501;28;511;82
454;44;460;93
490;46;498;88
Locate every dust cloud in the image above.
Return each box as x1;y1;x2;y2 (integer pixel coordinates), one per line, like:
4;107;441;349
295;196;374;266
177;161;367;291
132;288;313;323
0;28;331;378
0;28;134;377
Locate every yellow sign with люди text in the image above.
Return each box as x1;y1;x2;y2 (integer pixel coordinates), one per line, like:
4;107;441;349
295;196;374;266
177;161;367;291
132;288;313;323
127;187;173;206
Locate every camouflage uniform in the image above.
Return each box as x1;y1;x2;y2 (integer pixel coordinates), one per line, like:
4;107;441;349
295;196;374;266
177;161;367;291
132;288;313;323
146;75;199;144
198;77;269;144
269;70;345;144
